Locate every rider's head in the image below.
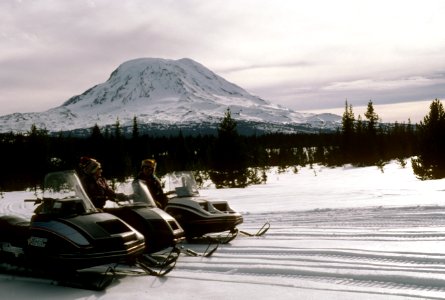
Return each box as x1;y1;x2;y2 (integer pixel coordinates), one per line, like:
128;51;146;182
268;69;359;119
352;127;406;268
80;157;102;176
141;158;156;174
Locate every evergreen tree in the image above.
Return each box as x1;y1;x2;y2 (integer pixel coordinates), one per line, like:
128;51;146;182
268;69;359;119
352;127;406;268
132;116;139;140
26;124;50;188
340;101;356;162
114;118;122;139
210;108;250;187
341;101;355;135
130;116;142;172
91;123;102;140
355;115;363;135
110;118;128;180
87;123;104;158
213;108;243;170
364;100;379;135
218;108;237;139
412;99;445;179
362;100;380;164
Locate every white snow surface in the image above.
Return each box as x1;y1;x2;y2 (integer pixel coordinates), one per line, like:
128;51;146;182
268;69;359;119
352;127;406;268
0;58;340;133
2;159;445;299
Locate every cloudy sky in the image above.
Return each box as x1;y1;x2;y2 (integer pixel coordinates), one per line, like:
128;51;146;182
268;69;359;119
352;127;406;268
1;0;445;122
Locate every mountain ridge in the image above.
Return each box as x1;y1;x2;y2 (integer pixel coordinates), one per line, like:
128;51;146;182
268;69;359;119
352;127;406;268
0;57;341;135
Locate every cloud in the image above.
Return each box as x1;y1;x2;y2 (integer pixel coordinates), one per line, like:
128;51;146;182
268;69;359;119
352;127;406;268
1;0;445;120
324;75;445;92
246;72;445;112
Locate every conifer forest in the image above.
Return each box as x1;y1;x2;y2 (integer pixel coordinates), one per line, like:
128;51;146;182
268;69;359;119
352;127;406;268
1;99;444;191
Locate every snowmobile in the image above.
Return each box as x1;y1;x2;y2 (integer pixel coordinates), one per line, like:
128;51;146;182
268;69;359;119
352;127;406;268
0;170;149;289
164;171;269;244
102;177;217;258
103;178;184;257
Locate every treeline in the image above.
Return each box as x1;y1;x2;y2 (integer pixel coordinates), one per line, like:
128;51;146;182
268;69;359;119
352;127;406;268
1;99;444;191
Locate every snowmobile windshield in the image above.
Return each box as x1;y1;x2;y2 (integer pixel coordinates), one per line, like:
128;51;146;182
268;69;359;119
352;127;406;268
163;171;200;198
41;170;98;214
129;179;158;208
108;179;156;207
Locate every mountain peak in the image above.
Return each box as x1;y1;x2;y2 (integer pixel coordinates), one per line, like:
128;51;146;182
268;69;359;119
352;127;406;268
0;58;341;134
63;57;268;112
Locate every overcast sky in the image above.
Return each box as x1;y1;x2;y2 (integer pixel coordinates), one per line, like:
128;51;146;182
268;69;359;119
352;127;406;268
1;0;445;122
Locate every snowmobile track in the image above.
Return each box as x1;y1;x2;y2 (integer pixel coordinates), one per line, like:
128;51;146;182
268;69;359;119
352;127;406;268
173;206;445;299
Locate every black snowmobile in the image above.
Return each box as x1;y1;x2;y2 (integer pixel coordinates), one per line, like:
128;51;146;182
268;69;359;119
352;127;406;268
102;178;185;259
164;171;269;244
0;170;172;290
102;177;217;258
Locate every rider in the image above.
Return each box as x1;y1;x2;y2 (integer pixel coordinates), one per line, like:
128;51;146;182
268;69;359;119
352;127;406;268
78;157;125;209
136;159;168;209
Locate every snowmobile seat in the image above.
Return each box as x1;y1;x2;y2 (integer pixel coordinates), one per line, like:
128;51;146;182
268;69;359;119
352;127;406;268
0;215;30;240
0;215;29;227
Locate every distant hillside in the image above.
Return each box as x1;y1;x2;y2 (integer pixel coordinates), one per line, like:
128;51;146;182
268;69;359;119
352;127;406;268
0;58;341;135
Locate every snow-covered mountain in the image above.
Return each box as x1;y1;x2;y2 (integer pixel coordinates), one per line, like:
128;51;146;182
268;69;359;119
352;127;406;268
0;58;341;135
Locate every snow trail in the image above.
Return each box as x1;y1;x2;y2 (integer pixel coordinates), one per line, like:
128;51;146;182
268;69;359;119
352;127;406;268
1;163;445;299
173;206;445;299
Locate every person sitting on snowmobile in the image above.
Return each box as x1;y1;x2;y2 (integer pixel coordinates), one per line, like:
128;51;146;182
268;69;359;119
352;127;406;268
78;156;127;209
136;159;168;209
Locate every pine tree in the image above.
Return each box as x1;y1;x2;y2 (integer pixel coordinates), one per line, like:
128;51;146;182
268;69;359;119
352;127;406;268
111;118;128;180
355;115;363;135
210;108;249;187
340;101;356;163
341;101;355;135
132;116;139;140
214;108;242;170
88;123;104;158
91;123;102;140
364;100;379;135
412;99;445;179
218;108;237;139
26;124;50;188
114;118;122;139
130;116;141;172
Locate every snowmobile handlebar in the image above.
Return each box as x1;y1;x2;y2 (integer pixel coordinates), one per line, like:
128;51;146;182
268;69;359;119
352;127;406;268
24;197;77;204
111;193;136;206
115;193;131;202
24;198;46;204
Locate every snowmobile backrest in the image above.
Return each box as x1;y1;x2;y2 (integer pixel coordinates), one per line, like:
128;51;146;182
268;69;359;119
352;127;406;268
175;186;194;197
209;201;234;213
164;171;200;196
35;197;87;217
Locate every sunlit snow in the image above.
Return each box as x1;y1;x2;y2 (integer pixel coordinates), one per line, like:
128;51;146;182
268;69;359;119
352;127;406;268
1;159;445;299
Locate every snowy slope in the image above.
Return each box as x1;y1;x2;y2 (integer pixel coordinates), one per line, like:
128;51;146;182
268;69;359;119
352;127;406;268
0;58;341;134
1;160;445;299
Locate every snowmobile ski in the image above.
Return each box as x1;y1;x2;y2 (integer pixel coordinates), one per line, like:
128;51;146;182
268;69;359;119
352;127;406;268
239;221;270;237
217;227;239;244
56;266;116;291
180;241;219;257
136;246;181;276
0;263;116;291
186;227;239;245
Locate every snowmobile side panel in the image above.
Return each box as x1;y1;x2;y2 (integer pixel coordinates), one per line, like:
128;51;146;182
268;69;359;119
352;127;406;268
104;205;184;253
